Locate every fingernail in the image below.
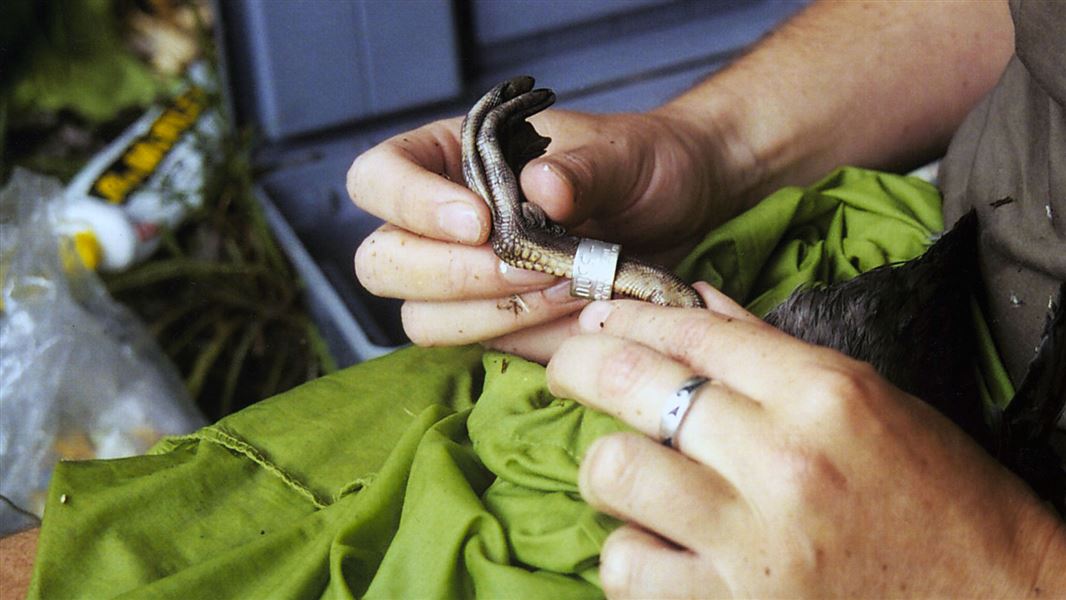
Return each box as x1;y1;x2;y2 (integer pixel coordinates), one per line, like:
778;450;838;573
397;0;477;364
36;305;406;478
579;301;614;331
542;162;578;203
499;260;558;285
543;279;580;304
438;202;482;243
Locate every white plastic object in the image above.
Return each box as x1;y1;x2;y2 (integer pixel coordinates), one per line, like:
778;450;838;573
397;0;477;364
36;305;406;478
0;170;205;535
53;199;138;271
61;64;222;271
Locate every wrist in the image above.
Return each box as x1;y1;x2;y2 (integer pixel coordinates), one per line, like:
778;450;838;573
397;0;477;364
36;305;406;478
651;70;828;218
650;83;770;220
1024;514;1066;597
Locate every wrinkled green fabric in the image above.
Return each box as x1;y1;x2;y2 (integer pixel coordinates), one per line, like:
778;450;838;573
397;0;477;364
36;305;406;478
29;167;1013;598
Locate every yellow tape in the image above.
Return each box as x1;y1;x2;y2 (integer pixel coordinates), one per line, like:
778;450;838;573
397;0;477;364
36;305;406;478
58;231;102;273
90;86;206;204
72;231;103;271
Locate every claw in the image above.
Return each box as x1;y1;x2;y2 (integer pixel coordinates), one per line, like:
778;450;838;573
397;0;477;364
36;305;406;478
461;77;703;309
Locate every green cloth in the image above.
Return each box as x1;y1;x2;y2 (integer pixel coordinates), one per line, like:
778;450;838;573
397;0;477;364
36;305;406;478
29;167;1013;598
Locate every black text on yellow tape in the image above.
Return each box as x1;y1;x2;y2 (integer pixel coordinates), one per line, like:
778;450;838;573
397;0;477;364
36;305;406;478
90;87;206;204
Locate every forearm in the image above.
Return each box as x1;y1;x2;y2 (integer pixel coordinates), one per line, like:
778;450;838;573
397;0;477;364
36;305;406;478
0;528;38;599
658;0;1014;212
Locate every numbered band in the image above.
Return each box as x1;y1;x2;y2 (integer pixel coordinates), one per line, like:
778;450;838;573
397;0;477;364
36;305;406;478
570;238;621;301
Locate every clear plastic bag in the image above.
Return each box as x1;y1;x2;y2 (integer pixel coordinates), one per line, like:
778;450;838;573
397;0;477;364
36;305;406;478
0;169;205;535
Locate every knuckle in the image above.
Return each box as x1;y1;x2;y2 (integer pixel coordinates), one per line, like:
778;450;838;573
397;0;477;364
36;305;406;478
803;362;879;413
393;185;417;229
426;120;464;175
555;150;597;185
673;314;714;359
770;442;849;506
583;434;643;501
444;248;472;295
596;342;657;401
805;360;890;439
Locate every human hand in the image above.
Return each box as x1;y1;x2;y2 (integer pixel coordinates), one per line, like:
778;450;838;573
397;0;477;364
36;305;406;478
348;106;745;363
546;283;1066;598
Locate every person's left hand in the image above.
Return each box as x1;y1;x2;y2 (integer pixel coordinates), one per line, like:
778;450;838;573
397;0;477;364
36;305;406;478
349;105;748;363
546;283;1066;598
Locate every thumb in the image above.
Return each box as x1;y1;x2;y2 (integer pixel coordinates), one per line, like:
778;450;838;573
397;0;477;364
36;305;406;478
520;141;650;229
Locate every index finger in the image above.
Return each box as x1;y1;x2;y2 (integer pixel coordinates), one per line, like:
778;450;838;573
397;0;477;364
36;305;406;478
347;118;491;244
576;296;828;405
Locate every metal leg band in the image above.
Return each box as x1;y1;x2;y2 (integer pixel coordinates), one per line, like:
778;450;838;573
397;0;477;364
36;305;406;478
570;238;621;301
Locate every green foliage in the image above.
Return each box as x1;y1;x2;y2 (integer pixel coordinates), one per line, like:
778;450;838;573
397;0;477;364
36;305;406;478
4;0;336;421
3;0;172;124
104;128;337;420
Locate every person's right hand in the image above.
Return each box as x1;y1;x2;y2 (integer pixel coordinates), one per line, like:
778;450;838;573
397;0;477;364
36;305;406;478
348;105;751;363
547;288;1066;598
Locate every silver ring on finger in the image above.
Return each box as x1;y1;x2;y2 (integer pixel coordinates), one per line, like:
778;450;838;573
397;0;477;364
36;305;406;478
570;238;621;301
660;376;710;448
